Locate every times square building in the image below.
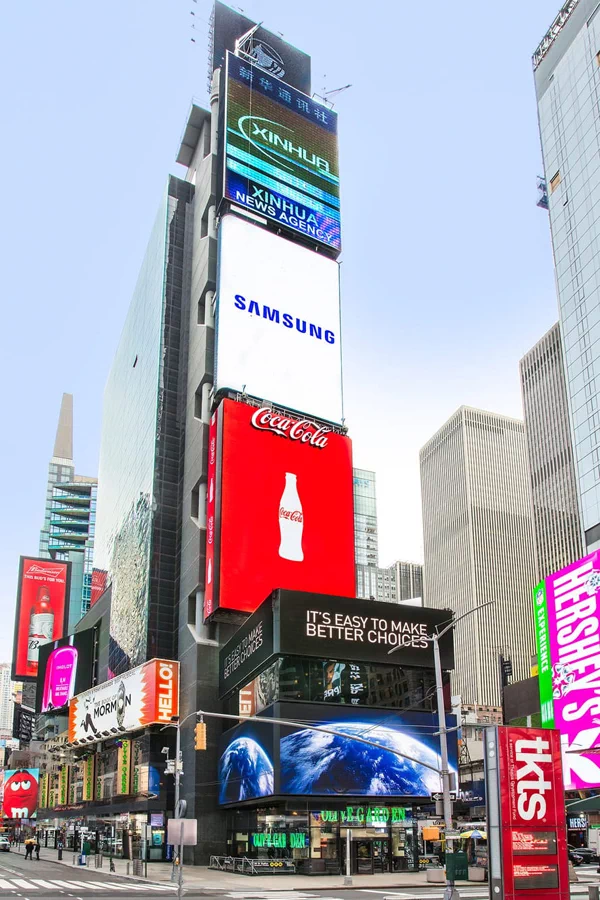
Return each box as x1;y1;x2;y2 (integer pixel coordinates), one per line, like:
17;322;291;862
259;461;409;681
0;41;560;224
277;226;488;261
32;5;457;871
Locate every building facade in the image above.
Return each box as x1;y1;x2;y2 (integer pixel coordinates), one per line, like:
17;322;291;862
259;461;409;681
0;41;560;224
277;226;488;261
353;469;379;567
0;664;13;738
534;0;600;552
420;407;536;706
519;322;583;581
356;560;423;605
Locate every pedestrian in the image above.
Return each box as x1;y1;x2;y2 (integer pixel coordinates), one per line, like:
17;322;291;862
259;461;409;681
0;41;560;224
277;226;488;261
34;839;40;860
24;838;33;860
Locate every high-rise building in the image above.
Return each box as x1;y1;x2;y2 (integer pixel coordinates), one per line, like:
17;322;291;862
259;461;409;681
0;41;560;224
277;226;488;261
353;468;378;567
519;322;583;581
356;559;423;604
420;407;536;705
533;0;600;552
0;664;13;738
40;394;97;627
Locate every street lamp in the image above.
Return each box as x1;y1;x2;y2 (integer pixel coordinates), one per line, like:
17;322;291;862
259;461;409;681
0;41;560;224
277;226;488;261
387;601;495;900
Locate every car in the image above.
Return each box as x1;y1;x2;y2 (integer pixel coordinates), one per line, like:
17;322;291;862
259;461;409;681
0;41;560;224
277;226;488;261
569;849;584;866
0;838;10;852
568;845;598;864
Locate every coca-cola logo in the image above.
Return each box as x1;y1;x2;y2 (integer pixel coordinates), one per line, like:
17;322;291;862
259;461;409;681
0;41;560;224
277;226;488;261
251;408;330;448
280;507;303;522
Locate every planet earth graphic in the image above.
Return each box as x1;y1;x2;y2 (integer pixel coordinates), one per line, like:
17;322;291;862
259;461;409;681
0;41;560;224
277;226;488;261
219;737;274;803
280;722;454;796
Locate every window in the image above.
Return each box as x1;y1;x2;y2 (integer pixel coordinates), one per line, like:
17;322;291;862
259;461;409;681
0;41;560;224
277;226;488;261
550;171;561;192
596;51;600;66
191;482;200;520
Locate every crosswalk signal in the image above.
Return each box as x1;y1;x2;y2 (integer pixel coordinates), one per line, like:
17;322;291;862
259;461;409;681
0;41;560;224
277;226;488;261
194;721;207;750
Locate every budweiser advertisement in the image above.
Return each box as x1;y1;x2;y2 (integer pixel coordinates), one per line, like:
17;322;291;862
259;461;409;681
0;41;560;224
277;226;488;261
533;550;600;788
12;557;70;681
68;658;179;744
204;399;355;619
485;727;569;900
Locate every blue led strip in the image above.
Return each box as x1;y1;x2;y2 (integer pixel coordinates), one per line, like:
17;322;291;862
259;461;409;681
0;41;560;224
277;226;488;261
226;159;341;222
227;141;340;207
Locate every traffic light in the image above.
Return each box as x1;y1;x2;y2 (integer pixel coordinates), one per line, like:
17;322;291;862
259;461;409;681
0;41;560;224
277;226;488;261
194;721;207;750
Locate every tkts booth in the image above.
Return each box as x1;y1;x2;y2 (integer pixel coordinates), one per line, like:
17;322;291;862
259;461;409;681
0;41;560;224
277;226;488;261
217;590;456;875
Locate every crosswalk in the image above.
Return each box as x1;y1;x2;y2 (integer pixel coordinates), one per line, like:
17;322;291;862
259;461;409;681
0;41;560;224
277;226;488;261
0;877;178;892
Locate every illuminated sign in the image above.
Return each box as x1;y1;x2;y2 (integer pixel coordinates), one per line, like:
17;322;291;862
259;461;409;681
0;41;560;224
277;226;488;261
567;817;587;830
205;400;354;620
36;628;95;713
68;658;179;744
215;215;343;424
512;831;557;855
117;740;131;795
252;833;307;849
2;768;39;820
319;806;408;824
12;557;70;681
534;552;600;789
223;52;339;251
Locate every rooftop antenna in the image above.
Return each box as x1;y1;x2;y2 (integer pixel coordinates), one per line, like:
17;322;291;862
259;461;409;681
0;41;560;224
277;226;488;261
235;22;262;59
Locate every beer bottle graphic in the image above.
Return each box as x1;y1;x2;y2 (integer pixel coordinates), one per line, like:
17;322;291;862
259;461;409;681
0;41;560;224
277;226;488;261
26;586;54;677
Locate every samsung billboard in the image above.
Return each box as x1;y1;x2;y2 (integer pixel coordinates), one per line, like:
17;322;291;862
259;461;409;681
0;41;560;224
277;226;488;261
223;51;340;252
215;215;343;424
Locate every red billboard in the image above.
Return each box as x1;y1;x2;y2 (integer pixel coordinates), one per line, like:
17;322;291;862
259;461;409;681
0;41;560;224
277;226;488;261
494;727;569;900
204;399;355;619
12;557;70;681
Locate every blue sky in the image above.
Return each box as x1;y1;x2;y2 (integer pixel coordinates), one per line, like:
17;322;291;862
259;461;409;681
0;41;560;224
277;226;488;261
0;0;562;662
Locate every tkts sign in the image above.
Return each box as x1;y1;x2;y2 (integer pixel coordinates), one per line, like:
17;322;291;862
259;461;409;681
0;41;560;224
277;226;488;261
204;399;355;619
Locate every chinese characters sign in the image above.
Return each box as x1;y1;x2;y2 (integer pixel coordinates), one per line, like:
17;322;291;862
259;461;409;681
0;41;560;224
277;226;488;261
224;52;340;252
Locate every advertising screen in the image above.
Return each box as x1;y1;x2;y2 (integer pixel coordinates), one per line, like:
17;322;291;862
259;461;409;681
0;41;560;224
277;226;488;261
215;215;343;424
223;52;339;252
205;400;355;620
67;658;179;744
2;768;39;820
217;703;457;805
12;557;70;681
534;551;600;788
36;628;96;714
211;2;311;94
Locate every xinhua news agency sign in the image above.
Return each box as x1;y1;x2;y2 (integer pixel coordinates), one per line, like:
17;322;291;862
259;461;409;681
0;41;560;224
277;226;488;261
533;551;600;789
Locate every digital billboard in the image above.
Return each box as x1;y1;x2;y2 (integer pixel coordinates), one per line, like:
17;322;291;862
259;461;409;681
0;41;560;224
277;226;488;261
12;557;70;681
211;2;311;94
217;703;457;805
485;727;569;900
2;768;39;820
68;658;179;744
36;628;96;714
204;400;355;620
215;214;343;424
223;52;340;252
533;551;600;789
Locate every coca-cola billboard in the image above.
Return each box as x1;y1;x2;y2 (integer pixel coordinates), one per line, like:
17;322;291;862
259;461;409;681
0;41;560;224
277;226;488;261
204;399;354;619
12;557;70;682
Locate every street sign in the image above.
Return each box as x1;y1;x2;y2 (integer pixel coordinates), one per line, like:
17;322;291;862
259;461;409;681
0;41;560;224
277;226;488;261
168;818;197;846
431;791;457;801
175;799;187;819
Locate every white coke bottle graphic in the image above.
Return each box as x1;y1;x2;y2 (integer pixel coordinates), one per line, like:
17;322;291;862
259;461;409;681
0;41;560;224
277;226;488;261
279;472;304;561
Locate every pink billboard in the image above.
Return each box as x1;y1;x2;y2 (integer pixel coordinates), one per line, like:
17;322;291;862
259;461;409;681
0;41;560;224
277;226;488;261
540;550;600;789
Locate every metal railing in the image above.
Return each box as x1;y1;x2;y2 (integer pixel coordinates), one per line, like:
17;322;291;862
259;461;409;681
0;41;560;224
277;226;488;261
209;855;296;875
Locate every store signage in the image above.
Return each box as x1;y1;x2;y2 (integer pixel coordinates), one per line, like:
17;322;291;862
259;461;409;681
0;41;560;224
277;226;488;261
12;556;70;681
205;399;354;621
83;757;95;802
251;832;307;849
68;658;179;744
38;772;48;810
223;53;338;251
117;740;131;795
486;726;569;900
319;806;408;824
214;215;343;426
534;552;600;789
567;817;587;830
59;766;68;806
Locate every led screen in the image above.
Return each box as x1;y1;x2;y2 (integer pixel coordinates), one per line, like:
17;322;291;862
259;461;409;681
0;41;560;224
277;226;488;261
223;52;340;252
2;768;39;820
36;628;96;713
534;551;600;788
218;719;275;805
215;214;343;424
12;557;70;681
204;399;355;619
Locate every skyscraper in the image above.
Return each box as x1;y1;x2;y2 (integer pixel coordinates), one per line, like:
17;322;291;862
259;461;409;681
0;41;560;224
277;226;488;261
353;468;378;567
39;394;97;627
0;664;13;738
534;0;600;552
420;407;536;705
519;322;583;580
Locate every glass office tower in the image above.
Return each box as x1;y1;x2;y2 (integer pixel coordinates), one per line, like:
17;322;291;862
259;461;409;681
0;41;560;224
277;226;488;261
534;0;600;550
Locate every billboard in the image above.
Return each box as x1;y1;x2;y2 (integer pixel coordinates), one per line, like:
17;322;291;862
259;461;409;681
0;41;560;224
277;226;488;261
223;52;340;252
2;768;39;820
211;2;311;94
219;590;455;696
218;702;457;805
485;727;569;900
36;628;95;713
12;557;70;681
205;400;355;620
215;215;343;424
68;658;179;744
533;551;600;788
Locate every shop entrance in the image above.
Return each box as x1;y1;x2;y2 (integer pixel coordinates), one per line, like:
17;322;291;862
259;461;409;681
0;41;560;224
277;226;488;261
353;838;390;874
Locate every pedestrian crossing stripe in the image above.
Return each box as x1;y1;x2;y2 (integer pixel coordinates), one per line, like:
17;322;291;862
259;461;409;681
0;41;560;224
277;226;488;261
0;877;178;891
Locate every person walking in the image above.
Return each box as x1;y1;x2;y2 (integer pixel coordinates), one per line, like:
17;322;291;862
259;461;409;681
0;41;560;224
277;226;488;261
34;839;40;860
24;838;33;860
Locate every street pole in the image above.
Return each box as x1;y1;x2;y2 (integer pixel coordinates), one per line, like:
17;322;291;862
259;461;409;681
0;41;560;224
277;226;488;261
175;720;181;877
345;827;352;886
178;819;184;900
433;633;457;900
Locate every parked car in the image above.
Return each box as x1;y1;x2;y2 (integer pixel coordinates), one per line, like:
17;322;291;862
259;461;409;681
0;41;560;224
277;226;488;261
0;838;10;852
569;849;584;866
568;845;598;864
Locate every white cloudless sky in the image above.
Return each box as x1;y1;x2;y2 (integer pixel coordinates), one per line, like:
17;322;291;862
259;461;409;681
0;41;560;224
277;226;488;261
0;0;563;662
